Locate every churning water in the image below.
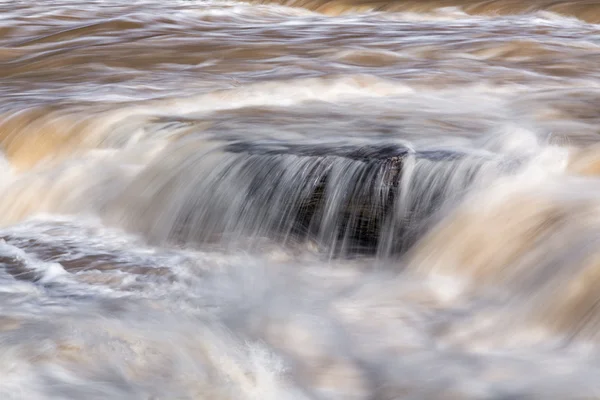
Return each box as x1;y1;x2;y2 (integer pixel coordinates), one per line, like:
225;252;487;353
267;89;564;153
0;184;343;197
3;0;600;398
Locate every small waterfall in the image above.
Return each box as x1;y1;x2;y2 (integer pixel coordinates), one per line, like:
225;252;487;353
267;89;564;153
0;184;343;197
109;139;515;257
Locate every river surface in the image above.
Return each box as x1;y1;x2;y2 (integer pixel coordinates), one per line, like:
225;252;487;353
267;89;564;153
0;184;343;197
3;1;600;399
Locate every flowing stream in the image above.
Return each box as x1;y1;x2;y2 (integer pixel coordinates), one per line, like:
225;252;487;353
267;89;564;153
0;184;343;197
2;0;600;398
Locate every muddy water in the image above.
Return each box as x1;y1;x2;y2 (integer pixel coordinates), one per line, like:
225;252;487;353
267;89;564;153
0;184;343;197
3;0;600;398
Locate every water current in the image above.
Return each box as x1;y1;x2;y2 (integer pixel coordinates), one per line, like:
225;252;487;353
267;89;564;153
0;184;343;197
3;0;600;398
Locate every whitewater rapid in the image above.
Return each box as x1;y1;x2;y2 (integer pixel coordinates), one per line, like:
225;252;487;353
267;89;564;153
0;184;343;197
2;1;600;399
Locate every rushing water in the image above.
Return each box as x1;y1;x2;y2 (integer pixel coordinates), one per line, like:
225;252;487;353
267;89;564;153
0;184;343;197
4;0;600;398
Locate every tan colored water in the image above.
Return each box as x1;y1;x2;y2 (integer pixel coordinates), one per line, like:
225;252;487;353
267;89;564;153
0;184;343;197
3;0;600;398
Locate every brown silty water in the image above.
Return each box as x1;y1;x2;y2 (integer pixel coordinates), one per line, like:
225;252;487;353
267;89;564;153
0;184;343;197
3;0;600;398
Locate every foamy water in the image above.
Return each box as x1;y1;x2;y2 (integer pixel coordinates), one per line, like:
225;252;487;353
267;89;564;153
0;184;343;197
2;0;600;398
